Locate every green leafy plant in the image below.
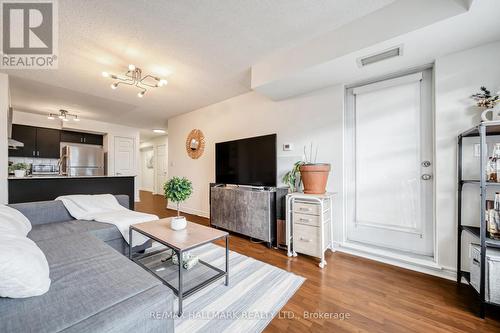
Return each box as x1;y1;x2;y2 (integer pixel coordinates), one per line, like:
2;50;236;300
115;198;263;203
163;177;193;216
282;161;304;192
9;163;29;173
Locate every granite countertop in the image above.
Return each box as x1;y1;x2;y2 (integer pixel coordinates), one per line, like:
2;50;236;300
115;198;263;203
8;175;136;180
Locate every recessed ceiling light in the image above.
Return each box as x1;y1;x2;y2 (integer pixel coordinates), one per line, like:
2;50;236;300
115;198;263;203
111;83;118;89
137;91;145;98
128;64;136;71
102;71;109;77
153;129;166;134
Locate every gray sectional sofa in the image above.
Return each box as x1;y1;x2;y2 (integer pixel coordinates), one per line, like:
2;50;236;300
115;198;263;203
0;195;174;333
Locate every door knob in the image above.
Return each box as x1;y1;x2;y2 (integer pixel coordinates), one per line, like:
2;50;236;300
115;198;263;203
421;174;432;180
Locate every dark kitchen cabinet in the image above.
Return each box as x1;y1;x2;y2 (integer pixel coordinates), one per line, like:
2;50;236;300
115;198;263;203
9;125;61;158
61;130;103;145
35;127;61;158
9;125;37;157
83;133;103;145
60;130;83;144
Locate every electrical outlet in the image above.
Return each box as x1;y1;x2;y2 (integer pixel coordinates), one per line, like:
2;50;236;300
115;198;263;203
474;144;481;157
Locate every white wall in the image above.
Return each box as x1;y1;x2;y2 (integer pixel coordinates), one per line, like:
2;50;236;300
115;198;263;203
0;74;9;204
13;111;142;201
168;85;344;225
167;40;500;279
435;40;500;272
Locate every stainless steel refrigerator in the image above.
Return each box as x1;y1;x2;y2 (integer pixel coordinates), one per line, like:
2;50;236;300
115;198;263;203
61;145;105;176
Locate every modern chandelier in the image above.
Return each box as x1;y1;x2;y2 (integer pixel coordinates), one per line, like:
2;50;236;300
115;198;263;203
48;109;80;122
102;64;168;98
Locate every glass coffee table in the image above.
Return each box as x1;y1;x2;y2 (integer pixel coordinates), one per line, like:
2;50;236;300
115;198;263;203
129;218;229;316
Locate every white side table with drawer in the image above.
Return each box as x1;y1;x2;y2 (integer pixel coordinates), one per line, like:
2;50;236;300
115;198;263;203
285;192;335;268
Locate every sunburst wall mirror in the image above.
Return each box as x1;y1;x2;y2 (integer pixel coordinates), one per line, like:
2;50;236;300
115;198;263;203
186;129;206;159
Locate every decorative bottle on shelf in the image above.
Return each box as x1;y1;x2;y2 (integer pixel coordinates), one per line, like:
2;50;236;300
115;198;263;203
491;193;500;239
488;157;497;182
486;200;494;229
493;143;500;183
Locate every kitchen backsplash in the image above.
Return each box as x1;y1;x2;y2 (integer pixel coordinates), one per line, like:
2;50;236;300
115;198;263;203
9;157;59;167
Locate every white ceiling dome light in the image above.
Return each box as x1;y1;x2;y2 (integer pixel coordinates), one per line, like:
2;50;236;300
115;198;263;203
153;129;166;134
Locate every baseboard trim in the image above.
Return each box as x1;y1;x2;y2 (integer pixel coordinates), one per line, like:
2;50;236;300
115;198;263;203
333;242;456;281
166;203;210;219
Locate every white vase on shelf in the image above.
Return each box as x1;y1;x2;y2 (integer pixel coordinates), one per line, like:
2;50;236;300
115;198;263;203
481;103;500;122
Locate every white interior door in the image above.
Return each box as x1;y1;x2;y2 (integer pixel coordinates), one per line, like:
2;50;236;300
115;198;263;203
140;148;154;192
114;136;135;176
156;144;167;194
345;69;434;257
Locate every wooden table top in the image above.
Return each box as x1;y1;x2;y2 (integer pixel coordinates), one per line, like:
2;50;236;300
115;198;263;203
131;218;228;251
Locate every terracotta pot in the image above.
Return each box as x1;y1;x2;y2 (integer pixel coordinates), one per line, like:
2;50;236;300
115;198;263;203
299;163;330;194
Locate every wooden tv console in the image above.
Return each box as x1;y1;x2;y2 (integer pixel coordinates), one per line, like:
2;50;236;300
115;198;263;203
209;184;287;247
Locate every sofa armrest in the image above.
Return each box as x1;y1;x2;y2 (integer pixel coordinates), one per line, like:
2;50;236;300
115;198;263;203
115;195;130;210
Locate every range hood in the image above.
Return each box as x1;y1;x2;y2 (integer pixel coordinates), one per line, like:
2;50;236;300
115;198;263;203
7;107;24;150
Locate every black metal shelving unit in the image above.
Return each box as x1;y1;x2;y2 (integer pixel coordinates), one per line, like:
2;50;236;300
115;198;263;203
457;121;500;318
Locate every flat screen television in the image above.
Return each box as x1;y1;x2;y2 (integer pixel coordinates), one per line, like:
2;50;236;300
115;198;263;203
216;134;277;187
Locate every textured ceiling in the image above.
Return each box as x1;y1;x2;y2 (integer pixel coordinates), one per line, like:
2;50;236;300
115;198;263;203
3;0;395;129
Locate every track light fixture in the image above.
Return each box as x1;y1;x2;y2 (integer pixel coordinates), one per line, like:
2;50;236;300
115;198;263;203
48;109;80;122
102;64;167;97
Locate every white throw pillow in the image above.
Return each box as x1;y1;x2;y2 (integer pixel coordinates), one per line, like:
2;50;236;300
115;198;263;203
0;205;32;236
0;234;51;298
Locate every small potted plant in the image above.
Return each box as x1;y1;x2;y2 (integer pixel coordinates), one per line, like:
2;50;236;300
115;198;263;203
9;163;29;178
471;86;500;121
163;176;193;230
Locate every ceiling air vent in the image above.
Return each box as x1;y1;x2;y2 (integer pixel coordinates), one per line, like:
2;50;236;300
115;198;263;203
358;46;403;67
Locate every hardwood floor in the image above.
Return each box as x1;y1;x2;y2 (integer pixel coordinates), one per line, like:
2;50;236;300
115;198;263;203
136;191;500;333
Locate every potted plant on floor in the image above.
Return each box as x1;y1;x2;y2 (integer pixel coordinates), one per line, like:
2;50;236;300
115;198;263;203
163;176;193;230
282;144;330;194
9;163;29;178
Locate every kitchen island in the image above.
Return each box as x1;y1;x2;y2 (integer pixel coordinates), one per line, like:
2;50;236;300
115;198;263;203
8;176;135;208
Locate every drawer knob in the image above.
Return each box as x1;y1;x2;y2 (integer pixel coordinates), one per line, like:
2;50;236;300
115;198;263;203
299;207;311;211
299;237;311;242
299;218;311;222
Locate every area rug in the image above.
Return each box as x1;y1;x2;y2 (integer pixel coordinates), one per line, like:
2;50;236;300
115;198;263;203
167;243;305;333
